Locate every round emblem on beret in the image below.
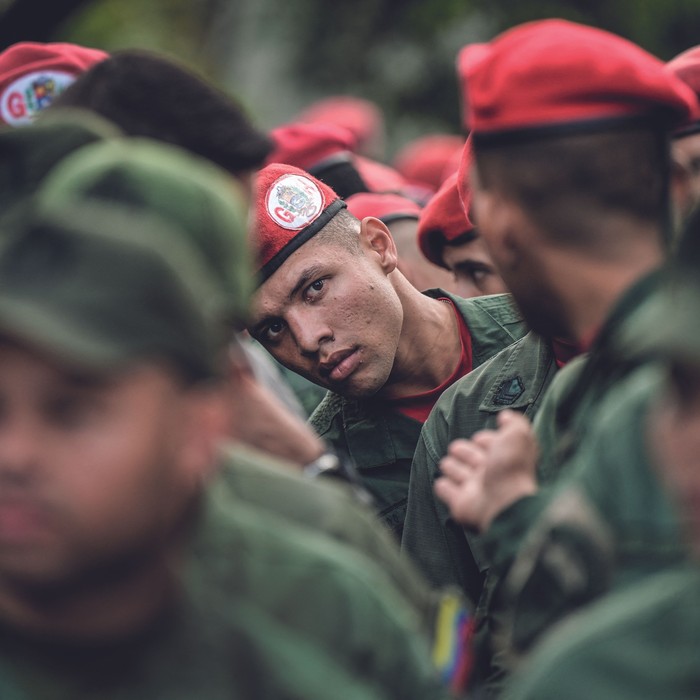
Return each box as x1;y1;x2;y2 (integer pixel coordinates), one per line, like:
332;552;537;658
0;70;77;126
265;173;325;230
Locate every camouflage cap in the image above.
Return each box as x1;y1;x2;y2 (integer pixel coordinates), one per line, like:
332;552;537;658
0;107;120;214
37;138;253;324
0;203;227;380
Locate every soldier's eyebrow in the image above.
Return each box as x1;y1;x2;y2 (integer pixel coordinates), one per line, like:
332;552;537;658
289;263;325;301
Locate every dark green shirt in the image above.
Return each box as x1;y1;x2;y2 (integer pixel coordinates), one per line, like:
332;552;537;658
310;291;527;540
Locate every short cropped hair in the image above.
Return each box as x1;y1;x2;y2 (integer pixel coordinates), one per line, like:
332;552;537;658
52;49;273;176
315;207;362;253
474;125;670;250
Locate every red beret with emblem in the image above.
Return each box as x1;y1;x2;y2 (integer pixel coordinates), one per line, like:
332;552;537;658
666;46;700;137
458;19;700;144
418;167;475;269
252;163;348;284
393;134;464;192
267;122;357;171
346;192;421;225
0;42;108;127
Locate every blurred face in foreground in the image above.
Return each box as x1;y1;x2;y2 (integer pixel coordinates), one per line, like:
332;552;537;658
0;340;217;594
651;359;700;557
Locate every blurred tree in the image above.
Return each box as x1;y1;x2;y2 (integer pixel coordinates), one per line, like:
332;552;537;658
2;0;699;155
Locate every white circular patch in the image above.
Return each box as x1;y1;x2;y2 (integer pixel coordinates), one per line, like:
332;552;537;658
265;173;325;230
0;70;77;126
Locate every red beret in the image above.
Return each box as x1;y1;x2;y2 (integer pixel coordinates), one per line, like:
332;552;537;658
458;19;699;143
418;168;475;269
0;42;107;126
666;46;700;137
299;96;383;152
393;134;464;192
252;163;348;284
353;155;407;193
267;122;357;171
346;192;421;225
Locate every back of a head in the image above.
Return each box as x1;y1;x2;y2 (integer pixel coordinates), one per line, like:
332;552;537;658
459;19;700;252
51;49;273;176
476;126;671;250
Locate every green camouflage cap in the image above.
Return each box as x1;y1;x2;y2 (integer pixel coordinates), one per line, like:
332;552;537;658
0;202;227;380
0;107;120;213
36;138;253;325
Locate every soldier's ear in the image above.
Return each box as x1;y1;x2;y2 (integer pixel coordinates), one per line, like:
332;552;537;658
359;216;398;274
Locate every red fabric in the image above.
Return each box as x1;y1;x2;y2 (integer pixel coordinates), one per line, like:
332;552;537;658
353;154;407;193
457;19;699;136
346;192;421;223
0;42;107;126
418;168;474;269
252;163;343;273
266;122;357;171
389;299;473;423
299;96;383;153
667;46;700;98
393;134;464;192
550;337;584;369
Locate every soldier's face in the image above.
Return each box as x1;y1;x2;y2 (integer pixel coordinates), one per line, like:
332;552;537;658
0;341;215;591
249;221;404;399
651;360;700;557
441;236;508;299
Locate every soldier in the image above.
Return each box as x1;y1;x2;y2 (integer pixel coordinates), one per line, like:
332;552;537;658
416;151;507;299
402;111;573;605
247;162;526;539
505;205;700;700
0;183;449;697
430;18;699;693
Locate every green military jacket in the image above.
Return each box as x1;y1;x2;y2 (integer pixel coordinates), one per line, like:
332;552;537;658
310;291;527;540
216;442;439;633
401;331;557;605
469;271;675;694
189;478;450;700
506;566;700;700
0;596;391;700
0;466;450;700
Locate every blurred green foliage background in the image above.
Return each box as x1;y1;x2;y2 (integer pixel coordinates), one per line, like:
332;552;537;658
1;0;699;156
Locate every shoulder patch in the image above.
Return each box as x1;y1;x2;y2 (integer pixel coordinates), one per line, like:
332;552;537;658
493;376;525;405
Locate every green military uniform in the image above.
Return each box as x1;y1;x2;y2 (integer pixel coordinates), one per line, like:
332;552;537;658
467;272;681;695
310;290;526;539
402;330;557;604
505;566;700;700
217;441;439;630
0;596;391;700
189;474;450;700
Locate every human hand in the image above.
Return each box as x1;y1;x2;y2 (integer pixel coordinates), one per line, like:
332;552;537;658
434;410;539;532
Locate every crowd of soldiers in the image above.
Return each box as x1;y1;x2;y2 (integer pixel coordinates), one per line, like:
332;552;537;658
0;16;698;699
